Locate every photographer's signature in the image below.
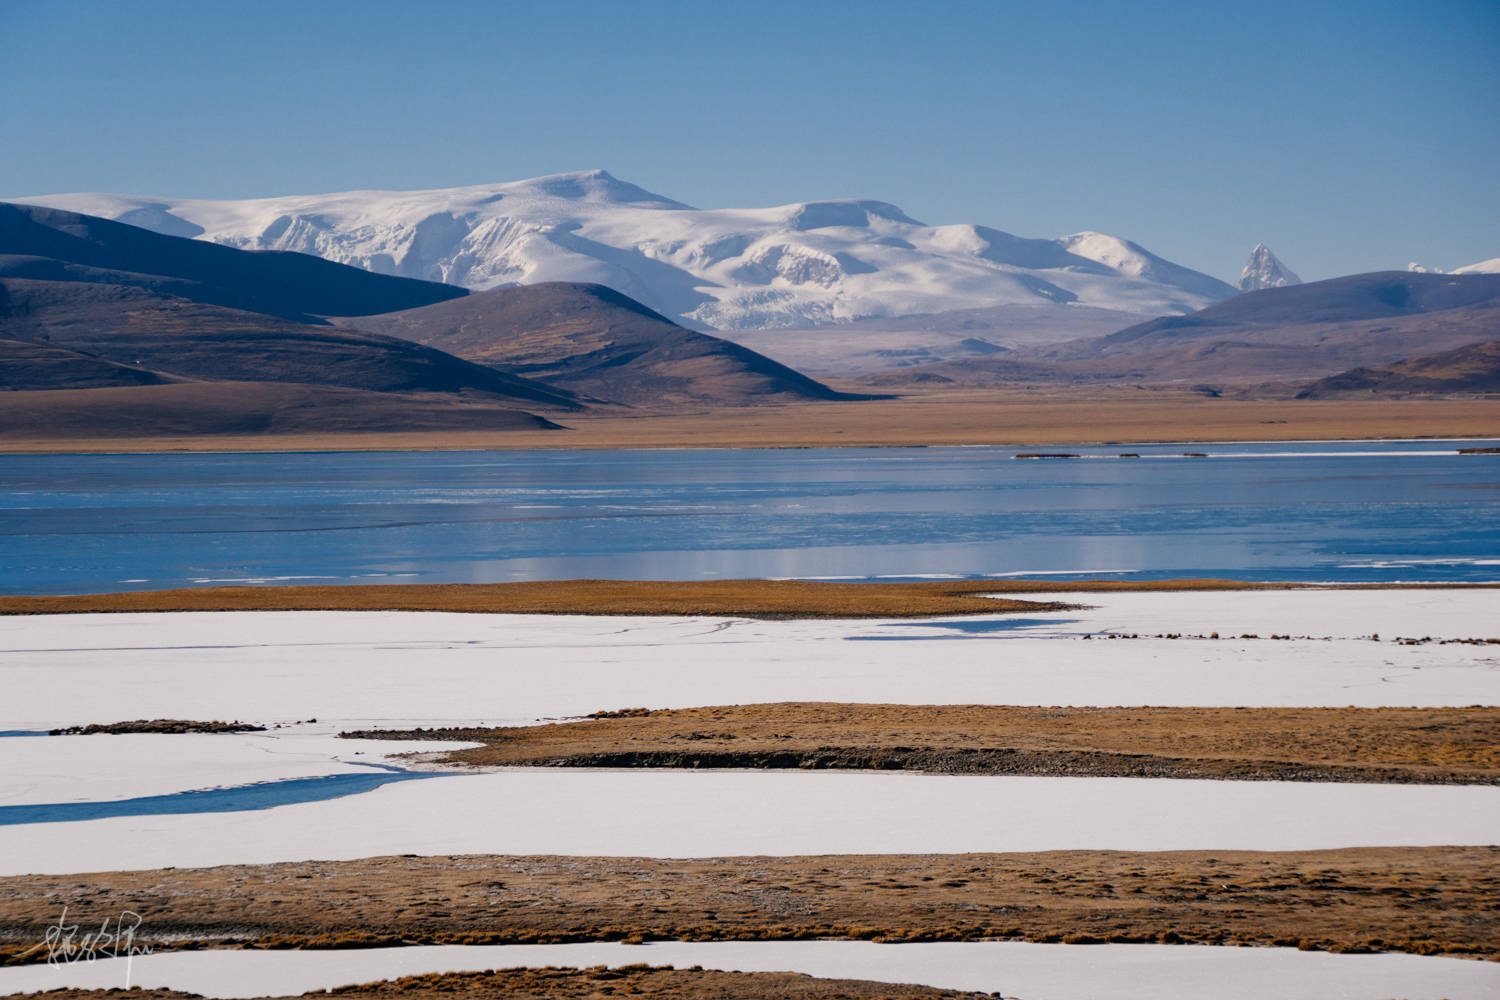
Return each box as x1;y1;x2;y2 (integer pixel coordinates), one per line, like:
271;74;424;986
19;907;152;986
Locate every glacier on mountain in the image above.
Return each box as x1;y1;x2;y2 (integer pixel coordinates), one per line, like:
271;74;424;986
14;170;1237;332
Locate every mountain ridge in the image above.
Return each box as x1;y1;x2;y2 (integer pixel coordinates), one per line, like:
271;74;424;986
0;202;466;321
13;170;1239;333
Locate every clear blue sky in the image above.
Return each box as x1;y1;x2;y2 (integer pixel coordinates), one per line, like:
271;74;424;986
4;0;1497;283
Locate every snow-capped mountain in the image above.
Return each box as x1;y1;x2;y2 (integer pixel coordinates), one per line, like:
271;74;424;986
1238;243;1302;291
1454;256;1500;275
1408;256;1499;275
14;170;1237;331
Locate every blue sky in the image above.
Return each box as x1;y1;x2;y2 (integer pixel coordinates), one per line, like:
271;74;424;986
3;0;1497;282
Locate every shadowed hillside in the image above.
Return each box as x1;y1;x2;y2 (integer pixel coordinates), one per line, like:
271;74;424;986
0;382;562;438
0;202;467;321
0;277;581;407
348;282;868;407
1298;339;1500;397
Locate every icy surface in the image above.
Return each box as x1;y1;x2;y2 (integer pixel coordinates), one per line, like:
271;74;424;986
0;940;1495;999
0;732;473;806
2;591;1496;735
14;170;1235;332
2;770;1497;873
2;590;1495;872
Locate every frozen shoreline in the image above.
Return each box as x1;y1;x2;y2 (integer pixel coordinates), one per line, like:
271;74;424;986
0;940;1494;1000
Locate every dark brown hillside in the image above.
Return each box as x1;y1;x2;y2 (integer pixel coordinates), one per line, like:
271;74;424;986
0;336;176;390
0;277;581;407
1297;339;1500;397
0;382;561;438
349;282;869;407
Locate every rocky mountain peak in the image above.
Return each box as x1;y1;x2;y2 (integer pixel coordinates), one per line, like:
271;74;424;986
1239;243;1302;292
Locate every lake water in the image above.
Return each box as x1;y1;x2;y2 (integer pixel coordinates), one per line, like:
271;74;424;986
2;441;1497;594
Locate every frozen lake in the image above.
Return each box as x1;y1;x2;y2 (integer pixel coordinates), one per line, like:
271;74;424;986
4;769;1499;874
4;591;1496;734
1;940;1494;1000
2;590;1495;872
3;441;1499;594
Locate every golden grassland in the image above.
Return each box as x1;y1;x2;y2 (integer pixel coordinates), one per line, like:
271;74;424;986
5;577;1497;619
2;849;1494;963
2;967;991;1000
2;387;1498;453
350;703;1500;785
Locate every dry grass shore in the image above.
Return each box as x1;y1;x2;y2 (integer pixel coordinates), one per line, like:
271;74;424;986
2;968;991;1000
5;577;1495;619
2;387;1498;453
2;848;1494;963
348;703;1500;785
0;578;1241;618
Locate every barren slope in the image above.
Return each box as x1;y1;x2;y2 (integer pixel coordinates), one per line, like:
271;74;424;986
348;282;862;407
1298;338;1500;397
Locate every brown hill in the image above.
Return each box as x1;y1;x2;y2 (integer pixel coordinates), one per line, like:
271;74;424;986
0;335;176;390
1297;339;1500;398
347;282;865;407
1018;272;1500;383
0;277;580;408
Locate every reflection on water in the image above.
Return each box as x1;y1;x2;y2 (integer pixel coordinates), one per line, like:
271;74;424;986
1;442;1497;594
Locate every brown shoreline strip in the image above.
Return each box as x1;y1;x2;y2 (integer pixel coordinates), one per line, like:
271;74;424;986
1;848;1494;963
3;389;1498;454
349;704;1500;786
3;577;1497;619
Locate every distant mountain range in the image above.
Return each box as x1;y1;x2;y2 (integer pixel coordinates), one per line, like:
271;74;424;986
854;271;1500;387
2;198;1494;444
15;170;1238;334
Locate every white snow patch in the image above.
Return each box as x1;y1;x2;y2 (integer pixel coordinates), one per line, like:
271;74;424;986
1;770;1496;874
0;590;1496;735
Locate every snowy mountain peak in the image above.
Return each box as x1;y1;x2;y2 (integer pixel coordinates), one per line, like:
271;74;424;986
11;172;1238;331
1239;243;1302;291
499;169;693;209
782;200;925;230
1453;256;1500;275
